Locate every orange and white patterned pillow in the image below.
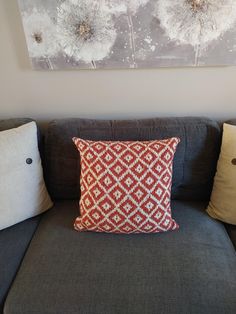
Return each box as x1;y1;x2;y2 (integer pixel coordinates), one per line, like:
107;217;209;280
73;137;180;234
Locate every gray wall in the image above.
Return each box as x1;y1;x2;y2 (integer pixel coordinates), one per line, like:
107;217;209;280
0;0;236;123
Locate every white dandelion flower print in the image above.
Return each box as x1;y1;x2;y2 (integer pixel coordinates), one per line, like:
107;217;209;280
125;0;150;68
17;0;236;69
106;0;150;15
22;9;59;59
105;0;150;68
103;1;127;17
155;0;236;47
125;0;150;14
57;0;117;65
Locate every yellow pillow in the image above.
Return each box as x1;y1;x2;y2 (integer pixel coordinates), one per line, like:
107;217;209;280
207;123;236;224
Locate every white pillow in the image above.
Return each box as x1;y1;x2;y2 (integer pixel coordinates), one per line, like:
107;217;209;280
0;122;53;230
207;123;236;225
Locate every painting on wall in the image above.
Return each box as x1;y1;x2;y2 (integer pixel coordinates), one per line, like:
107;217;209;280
18;0;236;70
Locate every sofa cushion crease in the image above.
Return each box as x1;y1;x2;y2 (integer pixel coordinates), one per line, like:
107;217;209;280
4;200;236;314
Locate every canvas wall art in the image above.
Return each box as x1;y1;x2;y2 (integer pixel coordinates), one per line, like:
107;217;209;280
18;0;236;69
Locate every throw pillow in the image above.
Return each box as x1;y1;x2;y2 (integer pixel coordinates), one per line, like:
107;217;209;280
207;123;236;224
73;137;180;234
0;122;53;230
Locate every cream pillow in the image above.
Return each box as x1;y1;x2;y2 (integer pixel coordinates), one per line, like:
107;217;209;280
207;123;236;224
0;122;53;230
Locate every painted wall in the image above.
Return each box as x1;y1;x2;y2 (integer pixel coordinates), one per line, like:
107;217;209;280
0;0;236;124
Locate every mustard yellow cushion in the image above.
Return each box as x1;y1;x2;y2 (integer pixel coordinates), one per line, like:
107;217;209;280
207;123;236;224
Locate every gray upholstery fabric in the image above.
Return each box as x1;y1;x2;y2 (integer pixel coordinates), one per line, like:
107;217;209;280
5;201;236;314
0;118;42;313
0;217;40;313
226;119;236;125
45;117;221;201
225;224;236;249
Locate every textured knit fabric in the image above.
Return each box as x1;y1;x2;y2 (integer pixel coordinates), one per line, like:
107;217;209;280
0;118;42;150
44;117;221;201
0;122;53;230
73;137;179;233
4;201;236;314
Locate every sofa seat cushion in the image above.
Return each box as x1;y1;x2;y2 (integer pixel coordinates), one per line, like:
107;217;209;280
4;201;236;314
0;216;41;313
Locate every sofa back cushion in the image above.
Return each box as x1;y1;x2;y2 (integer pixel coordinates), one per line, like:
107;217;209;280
44;117;221;201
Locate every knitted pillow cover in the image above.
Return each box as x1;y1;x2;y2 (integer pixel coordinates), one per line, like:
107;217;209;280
0;122;53;230
73;137;180;234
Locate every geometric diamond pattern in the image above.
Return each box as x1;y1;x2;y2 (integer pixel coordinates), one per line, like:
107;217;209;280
73;137;180;234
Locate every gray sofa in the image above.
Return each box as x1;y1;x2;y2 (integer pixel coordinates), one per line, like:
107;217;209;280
0;117;236;314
